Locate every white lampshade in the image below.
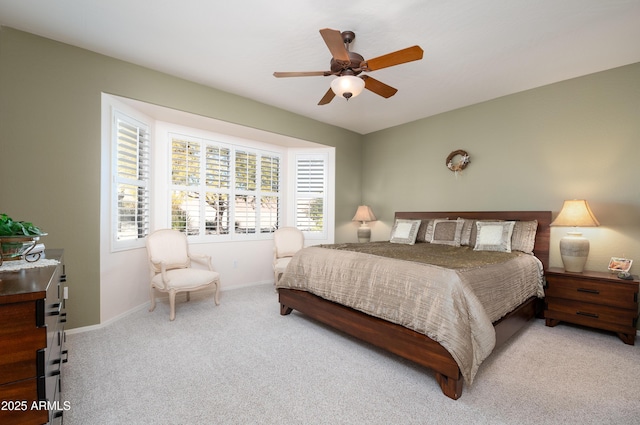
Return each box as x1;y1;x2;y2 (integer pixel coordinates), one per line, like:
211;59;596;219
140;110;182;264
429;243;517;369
550;199;600;227
352;205;376;243
550;199;600;273
330;75;365;100
352;205;377;223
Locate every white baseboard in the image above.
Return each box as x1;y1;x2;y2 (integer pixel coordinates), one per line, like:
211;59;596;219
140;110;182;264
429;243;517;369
65;281;273;335
66;302;151;335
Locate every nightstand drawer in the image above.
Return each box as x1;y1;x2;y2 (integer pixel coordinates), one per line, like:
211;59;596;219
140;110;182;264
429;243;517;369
545;268;639;345
545;298;637;333
545;277;637;309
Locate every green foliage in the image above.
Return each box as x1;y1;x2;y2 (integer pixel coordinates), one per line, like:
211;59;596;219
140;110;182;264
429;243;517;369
0;213;44;236
309;199;324;231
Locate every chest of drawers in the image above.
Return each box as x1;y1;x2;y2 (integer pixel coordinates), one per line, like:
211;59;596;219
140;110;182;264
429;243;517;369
544;267;639;345
0;250;67;425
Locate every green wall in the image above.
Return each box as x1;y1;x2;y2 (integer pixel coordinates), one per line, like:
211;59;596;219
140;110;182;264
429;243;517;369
0;27;363;328
362;62;640;279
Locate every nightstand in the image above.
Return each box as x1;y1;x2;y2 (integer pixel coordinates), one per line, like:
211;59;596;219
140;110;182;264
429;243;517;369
544;267;639;345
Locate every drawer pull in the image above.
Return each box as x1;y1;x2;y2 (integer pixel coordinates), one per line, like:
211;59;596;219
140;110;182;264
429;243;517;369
48;302;62;316
37;375;46;400
37;349;46;377
577;311;599;319
577;288;600;295
36;298;45;327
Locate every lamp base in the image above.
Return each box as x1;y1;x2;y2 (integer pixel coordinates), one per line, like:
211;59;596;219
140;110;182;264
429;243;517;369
357;224;371;243
559;232;589;273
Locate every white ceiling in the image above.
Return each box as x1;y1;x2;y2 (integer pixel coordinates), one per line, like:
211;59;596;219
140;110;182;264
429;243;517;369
1;0;639;134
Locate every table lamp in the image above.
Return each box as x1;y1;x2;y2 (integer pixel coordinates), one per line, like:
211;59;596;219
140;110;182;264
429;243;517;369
352;205;376;243
550;199;600;273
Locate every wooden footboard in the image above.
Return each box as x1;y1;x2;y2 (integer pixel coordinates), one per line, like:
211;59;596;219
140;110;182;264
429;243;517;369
279;288;540;400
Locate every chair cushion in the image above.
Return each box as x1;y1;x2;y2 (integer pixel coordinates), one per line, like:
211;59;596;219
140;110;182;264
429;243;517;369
152;268;219;291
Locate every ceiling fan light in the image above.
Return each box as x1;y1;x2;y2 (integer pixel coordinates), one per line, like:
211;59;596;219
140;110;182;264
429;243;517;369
330;75;365;100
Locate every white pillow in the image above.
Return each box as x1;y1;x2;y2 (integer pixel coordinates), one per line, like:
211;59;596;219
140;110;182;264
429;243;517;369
390;219;421;245
473;221;515;252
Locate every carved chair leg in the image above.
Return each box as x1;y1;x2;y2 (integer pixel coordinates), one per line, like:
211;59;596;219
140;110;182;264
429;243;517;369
214;280;220;305
169;290;177;321
149;286;157;312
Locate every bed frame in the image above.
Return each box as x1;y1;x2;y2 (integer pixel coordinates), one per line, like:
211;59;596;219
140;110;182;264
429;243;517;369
278;211;551;400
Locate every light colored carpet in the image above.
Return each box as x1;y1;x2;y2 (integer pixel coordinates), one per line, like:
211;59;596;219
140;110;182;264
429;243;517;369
62;284;640;425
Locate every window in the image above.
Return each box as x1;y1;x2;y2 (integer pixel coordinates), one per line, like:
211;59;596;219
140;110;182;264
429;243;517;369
170;133;281;239
112;110;151;249
293;152;330;240
259;154;280;233
170;136;231;236
104;94;334;250
234;150;281;234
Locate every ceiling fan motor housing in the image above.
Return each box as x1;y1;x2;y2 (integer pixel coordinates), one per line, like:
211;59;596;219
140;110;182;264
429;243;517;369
330;52;365;74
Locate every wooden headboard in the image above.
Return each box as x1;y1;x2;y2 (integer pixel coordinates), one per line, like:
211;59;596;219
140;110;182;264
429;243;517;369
394;211;552;272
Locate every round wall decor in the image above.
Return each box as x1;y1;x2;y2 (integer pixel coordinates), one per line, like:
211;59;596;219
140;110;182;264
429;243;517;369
446;150;470;172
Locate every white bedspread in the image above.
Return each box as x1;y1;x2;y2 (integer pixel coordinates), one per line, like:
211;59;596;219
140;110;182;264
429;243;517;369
276;246;544;384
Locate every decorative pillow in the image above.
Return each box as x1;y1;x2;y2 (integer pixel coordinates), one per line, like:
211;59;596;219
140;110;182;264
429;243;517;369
474;221;516;252
460;218;499;247
430;219;464;246
510;220;538;254
459;218;477;246
423;217;448;242
390;219;422;245
416;219;431;243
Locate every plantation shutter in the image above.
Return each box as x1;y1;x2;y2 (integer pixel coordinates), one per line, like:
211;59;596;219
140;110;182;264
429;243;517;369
114;111;150;242
204;145;231;235
234;150;258;234
169;136;281;239
294;155;326;233
259;154;280;233
170;138;201;235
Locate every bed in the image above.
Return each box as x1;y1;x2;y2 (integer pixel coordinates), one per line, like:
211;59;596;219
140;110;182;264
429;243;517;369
276;211;551;400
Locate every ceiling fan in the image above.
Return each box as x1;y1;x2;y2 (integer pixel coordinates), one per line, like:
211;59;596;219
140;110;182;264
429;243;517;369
273;28;424;105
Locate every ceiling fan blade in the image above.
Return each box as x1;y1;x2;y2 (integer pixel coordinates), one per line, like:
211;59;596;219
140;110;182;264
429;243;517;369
362;76;398;98
363;45;424;71
273;71;329;78
318;88;335;105
319;28;350;66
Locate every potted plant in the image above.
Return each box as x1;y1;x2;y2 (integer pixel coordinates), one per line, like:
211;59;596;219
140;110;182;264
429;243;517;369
0;213;47;264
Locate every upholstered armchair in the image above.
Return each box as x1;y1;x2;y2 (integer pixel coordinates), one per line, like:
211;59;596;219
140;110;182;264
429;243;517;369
273;227;304;283
146;229;220;320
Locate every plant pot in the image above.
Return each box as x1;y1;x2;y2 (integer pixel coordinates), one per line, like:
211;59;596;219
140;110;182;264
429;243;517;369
0;235;46;265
